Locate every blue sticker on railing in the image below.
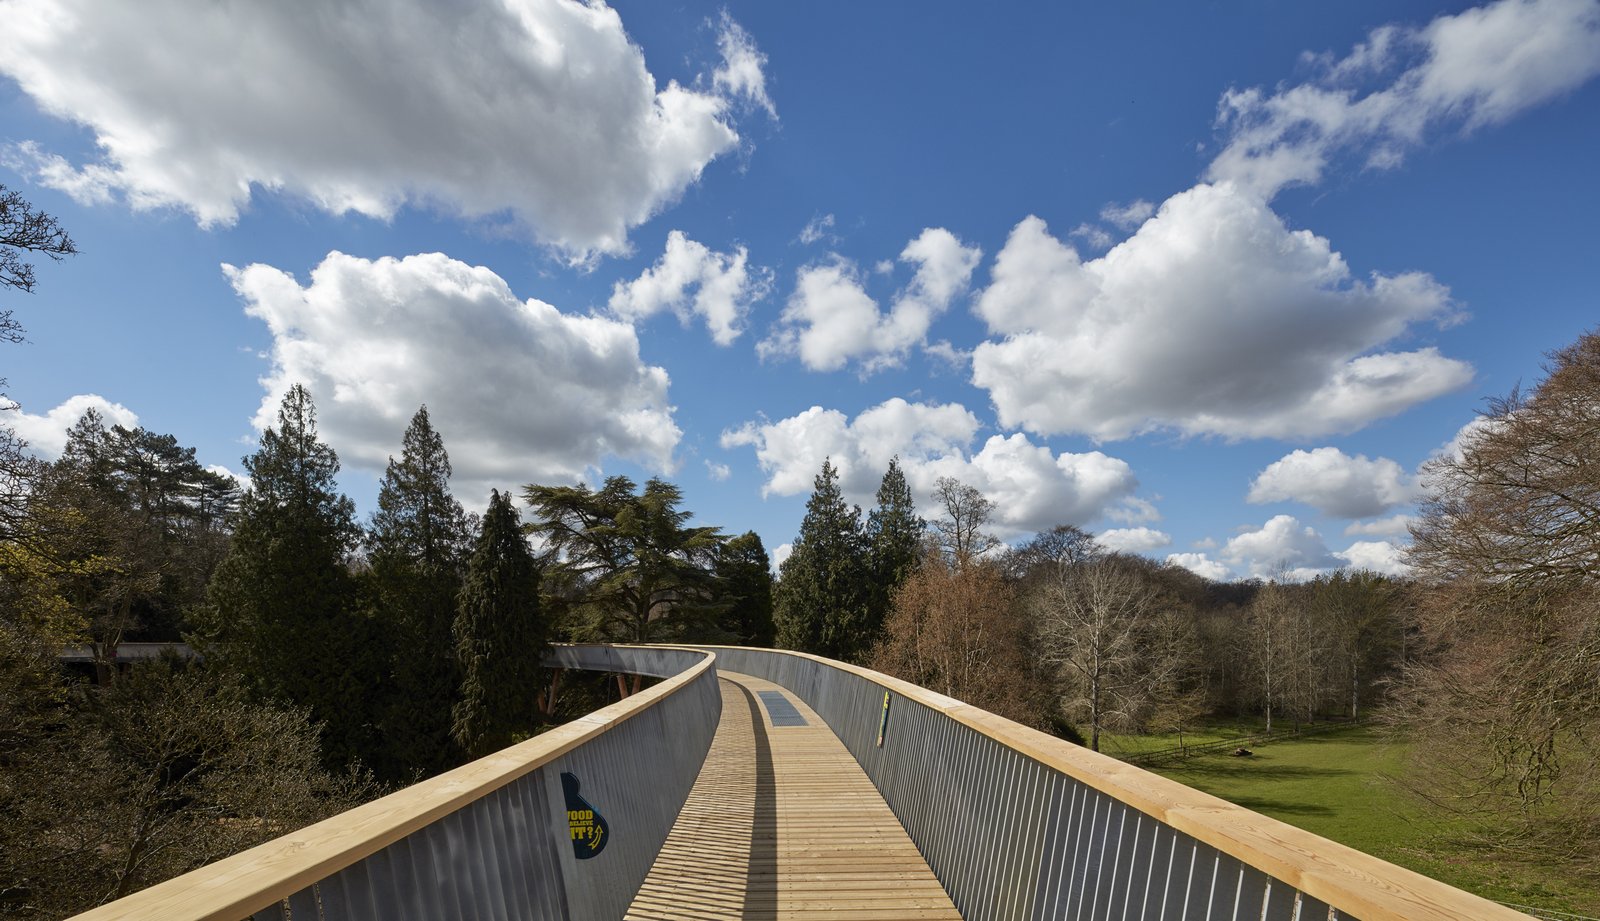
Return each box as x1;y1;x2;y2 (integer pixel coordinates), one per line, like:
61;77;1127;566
561;771;609;859
757;690;808;726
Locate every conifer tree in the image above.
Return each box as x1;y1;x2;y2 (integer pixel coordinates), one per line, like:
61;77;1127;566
773;459;870;660
200;385;370;767
368;406;472;778
864;457;924;647
452;489;546;759
716;531;775;646
525;476;724;644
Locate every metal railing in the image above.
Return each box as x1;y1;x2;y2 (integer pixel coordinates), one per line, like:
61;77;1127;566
703;645;1533;921
70;645;719;921
68;643;1535;921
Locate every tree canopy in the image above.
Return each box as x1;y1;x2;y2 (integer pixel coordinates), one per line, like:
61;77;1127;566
367;405;473;779
524;475;724;644
772;459;870;660
199;385;371;767
453;489;547;759
864;457;923;646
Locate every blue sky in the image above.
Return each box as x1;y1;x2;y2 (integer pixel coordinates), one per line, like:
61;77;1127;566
2;0;1597;579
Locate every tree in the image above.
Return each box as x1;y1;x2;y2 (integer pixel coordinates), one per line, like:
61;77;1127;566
1396;330;1600;866
1242;579;1291;733
7;412;175;682
0;654;374;918
198;385;370;768
872;548;1052;728
1031;554;1173;751
929;476;1000;568
863;457;924;647
0;185;76;557
1307;570;1405;719
715;531;775;646
367;406;472;779
1003;525;1102;584
1;183;77;348
524;476;724;645
452;489;547;759
1411;331;1600;594
772;459;870;660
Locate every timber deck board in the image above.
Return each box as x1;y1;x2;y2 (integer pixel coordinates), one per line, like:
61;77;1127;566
624;672;963;921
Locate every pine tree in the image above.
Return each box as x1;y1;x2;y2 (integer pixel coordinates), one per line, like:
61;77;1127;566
773;459;870;660
200;385;371;767
716;531;775;646
864;457;923;648
368;406;472;779
452;489;546;759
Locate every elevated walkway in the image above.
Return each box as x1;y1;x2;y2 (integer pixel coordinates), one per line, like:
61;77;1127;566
627;673;959;920
70;644;1535;921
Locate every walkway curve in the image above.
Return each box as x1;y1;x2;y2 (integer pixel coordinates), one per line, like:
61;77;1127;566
626;672;962;920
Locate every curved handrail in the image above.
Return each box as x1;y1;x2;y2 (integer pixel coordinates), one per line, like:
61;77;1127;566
701;645;1531;921
71;645;717;921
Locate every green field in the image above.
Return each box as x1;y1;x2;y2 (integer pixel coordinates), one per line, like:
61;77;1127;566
1142;726;1600;917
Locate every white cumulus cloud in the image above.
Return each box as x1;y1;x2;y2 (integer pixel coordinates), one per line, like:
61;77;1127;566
608;231;769;345
1166;552;1233;582
1220;514;1340;580
1098;527;1172;554
712;12;777;118
1335;539;1411;576
1248;447;1419;518
1209;0;1600;198
0;0;767;259
1178;516;1414;581
721;398;1146;539
762;228;982;373
7;394;138;459
228;251;680;504
969;184;1472;440
797;213;837;246
1345;513;1414;537
1100;199;1156;230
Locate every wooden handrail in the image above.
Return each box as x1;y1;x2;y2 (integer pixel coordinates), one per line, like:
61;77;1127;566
695;645;1532;921
69;646;716;921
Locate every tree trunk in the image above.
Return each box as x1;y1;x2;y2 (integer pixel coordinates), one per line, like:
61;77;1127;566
1090;674;1101;752
1350;662;1360;719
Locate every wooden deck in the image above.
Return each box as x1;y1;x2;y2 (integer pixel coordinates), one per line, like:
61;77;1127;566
625;672;962;921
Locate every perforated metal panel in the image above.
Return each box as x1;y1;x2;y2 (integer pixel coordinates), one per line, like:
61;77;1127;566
707;647;1346;921
253;646;719;921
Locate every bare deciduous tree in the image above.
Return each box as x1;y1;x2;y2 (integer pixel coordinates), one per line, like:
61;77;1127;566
929;477;1000;568
1395;330;1600;869
871;549;1050;730
1241;577;1322;734
1032;555;1172;751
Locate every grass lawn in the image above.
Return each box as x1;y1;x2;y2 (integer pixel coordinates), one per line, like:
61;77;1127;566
1145;726;1600;918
